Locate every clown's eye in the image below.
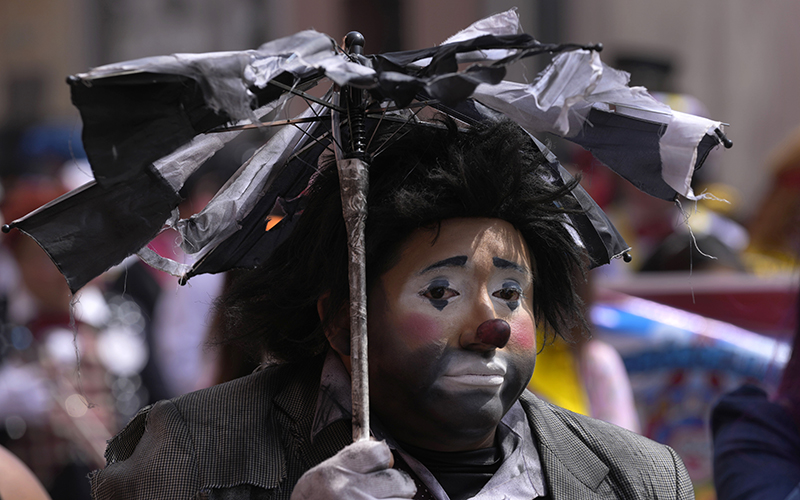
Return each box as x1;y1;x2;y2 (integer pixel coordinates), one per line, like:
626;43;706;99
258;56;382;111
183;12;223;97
493;288;520;301
422;286;458;301
493;282;523;311
420;280;459;311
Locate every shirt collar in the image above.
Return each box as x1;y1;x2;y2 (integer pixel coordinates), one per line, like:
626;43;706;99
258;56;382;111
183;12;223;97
311;349;353;440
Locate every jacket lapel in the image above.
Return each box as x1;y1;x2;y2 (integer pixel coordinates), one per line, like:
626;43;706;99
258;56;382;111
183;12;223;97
519;392;615;499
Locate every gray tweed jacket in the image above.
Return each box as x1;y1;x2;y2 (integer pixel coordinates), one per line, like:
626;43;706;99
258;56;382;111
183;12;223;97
89;355;694;500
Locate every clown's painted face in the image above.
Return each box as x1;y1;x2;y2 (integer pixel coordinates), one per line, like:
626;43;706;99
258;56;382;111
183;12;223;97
366;218;537;452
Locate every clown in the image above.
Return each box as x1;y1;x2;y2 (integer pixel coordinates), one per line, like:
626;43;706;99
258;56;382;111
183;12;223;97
90;118;693;499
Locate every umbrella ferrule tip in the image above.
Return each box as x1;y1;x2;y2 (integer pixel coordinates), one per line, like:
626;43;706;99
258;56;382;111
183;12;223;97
715;128;733;149
345;31;365;55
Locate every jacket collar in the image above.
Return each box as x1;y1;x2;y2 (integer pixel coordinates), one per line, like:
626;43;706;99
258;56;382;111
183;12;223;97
519;391;611;497
310;350;354;441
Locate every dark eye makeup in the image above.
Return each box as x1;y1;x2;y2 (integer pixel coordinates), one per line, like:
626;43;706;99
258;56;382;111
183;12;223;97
494;281;523;311
420;279;459;311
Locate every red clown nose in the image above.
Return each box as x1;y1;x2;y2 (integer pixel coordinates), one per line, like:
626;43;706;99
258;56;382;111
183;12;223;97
476;319;511;348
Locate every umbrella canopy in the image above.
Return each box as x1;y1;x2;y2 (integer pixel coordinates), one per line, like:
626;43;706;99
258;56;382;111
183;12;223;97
4;8;729;294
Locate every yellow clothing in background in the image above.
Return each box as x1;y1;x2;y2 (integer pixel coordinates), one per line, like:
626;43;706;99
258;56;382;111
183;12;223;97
528;334;590;416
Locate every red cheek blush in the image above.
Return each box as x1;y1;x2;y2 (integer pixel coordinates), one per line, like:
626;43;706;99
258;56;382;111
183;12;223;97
398;313;441;346
507;320;536;351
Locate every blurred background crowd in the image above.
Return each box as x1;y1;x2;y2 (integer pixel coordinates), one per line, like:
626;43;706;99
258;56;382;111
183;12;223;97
1;1;799;499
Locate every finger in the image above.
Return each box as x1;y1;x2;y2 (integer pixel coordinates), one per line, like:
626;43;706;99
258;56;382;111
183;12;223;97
338;439;394;474
363;469;417;499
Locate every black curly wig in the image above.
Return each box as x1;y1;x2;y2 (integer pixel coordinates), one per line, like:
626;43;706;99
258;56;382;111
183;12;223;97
218;117;588;363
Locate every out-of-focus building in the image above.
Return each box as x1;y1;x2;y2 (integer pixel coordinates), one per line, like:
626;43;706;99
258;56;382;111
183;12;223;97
0;0;86;126
0;0;541;126
4;0;800;222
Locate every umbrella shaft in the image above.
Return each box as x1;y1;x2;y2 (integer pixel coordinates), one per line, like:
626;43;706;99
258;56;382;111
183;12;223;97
337;157;370;442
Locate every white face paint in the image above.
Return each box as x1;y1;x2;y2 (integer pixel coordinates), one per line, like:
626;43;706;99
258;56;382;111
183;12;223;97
363;218;537;452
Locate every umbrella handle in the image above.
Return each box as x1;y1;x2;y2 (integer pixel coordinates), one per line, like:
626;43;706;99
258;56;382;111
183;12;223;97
339;31;370;443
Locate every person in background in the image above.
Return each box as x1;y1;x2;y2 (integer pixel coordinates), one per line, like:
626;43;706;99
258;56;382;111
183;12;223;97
528;269;640;433
0;444;51;500
0;177;110;500
0;176;156;500
744;124;800;275
711;290;800;499
710;126;800;498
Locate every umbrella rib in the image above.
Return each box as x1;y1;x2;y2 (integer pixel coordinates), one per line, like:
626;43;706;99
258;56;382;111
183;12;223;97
365;105;388;153
291;98;341;153
287;127;335;169
297;97;339;153
487;42;603;68
375;100;439;113
369;105;428;159
288;86;338;150
268;80;344;112
303;88;334;121
363;100;439;152
206;115;330;132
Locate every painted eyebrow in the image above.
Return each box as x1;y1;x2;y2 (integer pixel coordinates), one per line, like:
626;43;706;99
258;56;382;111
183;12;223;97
418;256;468;275
493;257;531;277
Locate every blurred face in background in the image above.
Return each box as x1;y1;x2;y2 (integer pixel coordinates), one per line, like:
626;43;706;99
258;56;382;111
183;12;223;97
12;235;71;315
1;179;71;315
